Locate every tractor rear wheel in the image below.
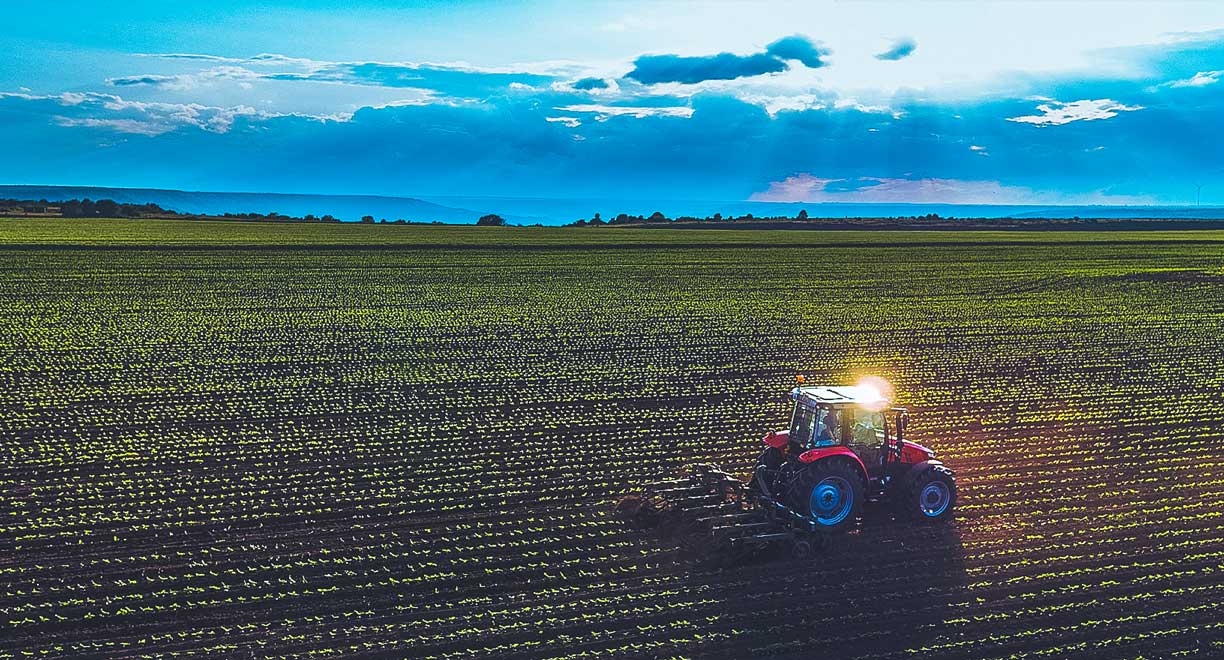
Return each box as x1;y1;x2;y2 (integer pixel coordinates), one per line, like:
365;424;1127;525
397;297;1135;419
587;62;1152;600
797;460;864;533
902;465;957;523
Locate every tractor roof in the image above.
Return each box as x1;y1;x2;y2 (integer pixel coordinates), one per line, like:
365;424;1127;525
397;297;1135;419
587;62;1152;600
794;385;890;407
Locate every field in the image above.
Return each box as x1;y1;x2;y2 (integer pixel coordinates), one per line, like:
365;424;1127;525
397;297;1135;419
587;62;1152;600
3;218;1224;659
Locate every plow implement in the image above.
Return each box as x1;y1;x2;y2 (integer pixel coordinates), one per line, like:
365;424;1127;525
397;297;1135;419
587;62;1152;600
616;463;825;563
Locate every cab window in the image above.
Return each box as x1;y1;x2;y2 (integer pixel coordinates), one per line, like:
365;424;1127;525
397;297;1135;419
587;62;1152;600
852;410;886;448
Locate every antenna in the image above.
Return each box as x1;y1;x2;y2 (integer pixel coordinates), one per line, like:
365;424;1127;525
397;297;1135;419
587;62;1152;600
1196;184;1203;207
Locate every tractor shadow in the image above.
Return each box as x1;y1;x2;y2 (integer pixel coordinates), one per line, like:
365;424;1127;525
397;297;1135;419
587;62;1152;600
677;501;970;659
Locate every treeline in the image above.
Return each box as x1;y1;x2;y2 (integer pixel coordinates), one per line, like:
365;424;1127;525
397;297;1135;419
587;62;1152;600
0;197;190;218
565;210;1224;230
0;198;453;225
566;210;963;226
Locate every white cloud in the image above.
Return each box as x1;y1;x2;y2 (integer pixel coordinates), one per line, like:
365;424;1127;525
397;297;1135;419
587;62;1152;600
1167;70;1223;87
741;94;828;116
1;91;89;106
751;173;1157;205
1006;98;1142;127
546;116;582;128
969;144;989;156
53;117;174;136
107;66;263;91
139;52;322;69
4;90;345;135
556;104;693;120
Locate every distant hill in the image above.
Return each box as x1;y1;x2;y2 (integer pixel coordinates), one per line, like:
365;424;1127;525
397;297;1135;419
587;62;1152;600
0;185;508;224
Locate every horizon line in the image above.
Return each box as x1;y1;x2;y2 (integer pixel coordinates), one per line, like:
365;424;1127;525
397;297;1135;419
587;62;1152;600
0;183;1216;209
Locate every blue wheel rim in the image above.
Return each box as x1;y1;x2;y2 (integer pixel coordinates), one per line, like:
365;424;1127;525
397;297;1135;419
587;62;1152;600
810;476;853;526
920;481;950;517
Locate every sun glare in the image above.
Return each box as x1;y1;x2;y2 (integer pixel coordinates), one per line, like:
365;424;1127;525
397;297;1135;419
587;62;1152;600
856;375;894;409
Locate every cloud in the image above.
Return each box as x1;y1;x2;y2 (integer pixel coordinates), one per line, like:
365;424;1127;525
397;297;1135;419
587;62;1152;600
139;52;238;62
969;144;989;156
1006;99;1142;127
107;66;261;91
556;104;693;120
1166;70;1223;87
626;52;788;85
109;75;179;87
139;52;320;68
53;117;173;136
0;91;88;105
876;37;918;61
1;90;343;136
751;173;1156;205
764;35;831;69
128;52;557;99
572;77;609;90
626;34;829;84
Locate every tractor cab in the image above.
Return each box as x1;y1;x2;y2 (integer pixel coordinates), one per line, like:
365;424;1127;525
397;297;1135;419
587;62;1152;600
785;385;928;472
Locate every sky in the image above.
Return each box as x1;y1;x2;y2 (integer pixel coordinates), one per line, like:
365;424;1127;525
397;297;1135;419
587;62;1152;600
2;1;1224;205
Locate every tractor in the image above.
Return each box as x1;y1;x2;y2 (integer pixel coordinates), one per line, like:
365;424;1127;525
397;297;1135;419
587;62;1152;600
618;379;956;561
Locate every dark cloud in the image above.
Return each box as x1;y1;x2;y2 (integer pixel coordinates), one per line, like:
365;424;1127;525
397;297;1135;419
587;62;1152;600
627;52;787;84
108;75;179;87
626;34;830;84
765;35;831;69
572;77;609;90
876;37;917;61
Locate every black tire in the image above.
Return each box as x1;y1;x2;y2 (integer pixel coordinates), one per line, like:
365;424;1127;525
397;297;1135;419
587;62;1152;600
796;460;864;534
790;539;813;560
902;465;957;523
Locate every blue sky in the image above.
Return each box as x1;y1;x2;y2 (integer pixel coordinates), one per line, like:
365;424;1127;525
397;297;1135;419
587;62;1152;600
3;1;1224;204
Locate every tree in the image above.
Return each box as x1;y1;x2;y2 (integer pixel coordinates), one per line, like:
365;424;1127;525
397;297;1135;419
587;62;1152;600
647;211;667;223
95;199;120;217
477;214;507;226
797;209;809;221
61;200;83;217
360;215;375;224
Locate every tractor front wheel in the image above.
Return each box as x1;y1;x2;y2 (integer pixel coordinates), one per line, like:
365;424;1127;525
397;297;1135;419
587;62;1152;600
902;465;957;523
798;460;864;533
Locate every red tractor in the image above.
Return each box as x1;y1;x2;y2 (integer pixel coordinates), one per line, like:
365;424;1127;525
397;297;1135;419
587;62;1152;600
619;380;957;559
